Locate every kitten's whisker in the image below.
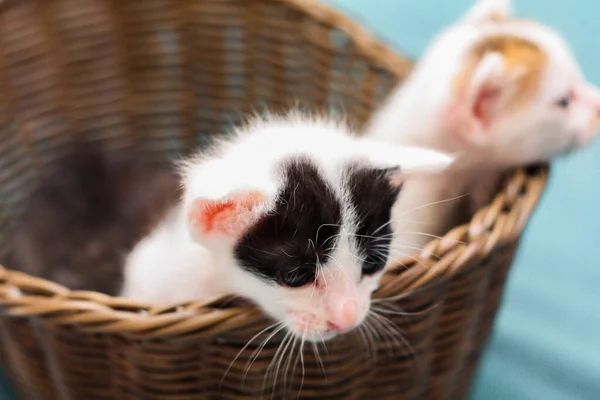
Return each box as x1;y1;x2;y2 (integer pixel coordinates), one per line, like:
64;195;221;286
367;250;389;265
221;322;280;387
371;219;393;235
318;332;329;354
315;223;340;246
357;324;376;366
368;312;404;355
310;260;320;299
243;323;287;383
383;243;447;274
386;252;430;271
364;315;382;343
329;231;394;242
381;250;420;264
370;311;415;360
317;257;331;298
371;303;440;316
374;241;425;252
299;330;307;395
288;329;307;398
363;316;380;362
282;335;299;396
398;231;465;244
321;233;340;249
372;246;422;263
311;341;327;380
349;232;392;241
265;330;292;397
290;335;302;391
396;193;468;218
393;218;432;225
382;246;436;263
320;262;335;296
383;246;432;259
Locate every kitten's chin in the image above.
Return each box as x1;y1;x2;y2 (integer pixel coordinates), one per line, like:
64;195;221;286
287;328;338;343
285;321;358;343
284;316;340;343
283;310;369;343
314;330;339;342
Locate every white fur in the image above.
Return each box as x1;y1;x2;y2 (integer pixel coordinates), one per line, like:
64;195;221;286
364;0;600;258
121;207;229;304
180;114;452;206
122;112;452;341
462;0;511;24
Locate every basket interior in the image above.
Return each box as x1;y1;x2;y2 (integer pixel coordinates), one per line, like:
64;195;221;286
0;0;411;265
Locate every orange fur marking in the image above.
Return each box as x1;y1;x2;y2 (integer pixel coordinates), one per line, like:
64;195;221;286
454;35;547;114
488;11;508;22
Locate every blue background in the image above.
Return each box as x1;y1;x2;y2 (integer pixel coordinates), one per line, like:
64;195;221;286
0;1;597;399
321;0;599;399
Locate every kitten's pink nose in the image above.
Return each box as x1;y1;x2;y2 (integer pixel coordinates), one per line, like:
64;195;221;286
327;300;357;333
577;84;600;116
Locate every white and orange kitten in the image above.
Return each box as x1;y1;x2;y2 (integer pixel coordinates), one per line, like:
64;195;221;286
121;113;453;342
365;0;600;256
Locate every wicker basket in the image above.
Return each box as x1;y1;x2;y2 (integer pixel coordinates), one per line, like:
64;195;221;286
0;0;549;399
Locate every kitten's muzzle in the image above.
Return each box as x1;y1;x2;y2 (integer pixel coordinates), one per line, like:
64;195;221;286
326;300;358;333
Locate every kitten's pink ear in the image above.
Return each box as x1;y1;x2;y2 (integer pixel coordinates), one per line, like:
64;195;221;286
467;52;506;123
187;190;270;240
449;52;516;145
462;0;511;24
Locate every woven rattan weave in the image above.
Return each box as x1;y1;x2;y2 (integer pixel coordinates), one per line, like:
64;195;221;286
0;0;548;398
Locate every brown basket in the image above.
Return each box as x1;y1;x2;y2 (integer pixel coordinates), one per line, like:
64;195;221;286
0;0;549;399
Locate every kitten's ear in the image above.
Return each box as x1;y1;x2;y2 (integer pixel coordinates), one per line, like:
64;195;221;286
186;190;271;242
389;147;455;175
461;0;511;24
358;140;455;181
452;51;523;145
387;147;456;187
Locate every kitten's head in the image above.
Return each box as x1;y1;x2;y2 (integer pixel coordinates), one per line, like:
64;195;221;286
181;114;452;341
433;0;600;164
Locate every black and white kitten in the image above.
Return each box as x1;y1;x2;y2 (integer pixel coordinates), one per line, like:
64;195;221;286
121;112;453;342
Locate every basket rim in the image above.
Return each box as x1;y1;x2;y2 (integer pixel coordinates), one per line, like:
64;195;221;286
0;164;549;338
278;0;413;78
0;0;550;339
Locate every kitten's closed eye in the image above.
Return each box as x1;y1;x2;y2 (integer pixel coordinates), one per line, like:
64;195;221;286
279;267;315;287
361;253;385;275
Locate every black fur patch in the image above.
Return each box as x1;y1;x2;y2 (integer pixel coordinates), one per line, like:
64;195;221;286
234;157;342;285
345;164;402;276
